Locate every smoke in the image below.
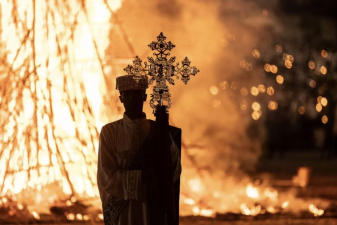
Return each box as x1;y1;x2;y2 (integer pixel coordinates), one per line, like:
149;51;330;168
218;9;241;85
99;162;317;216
108;0;280;213
111;0;336;214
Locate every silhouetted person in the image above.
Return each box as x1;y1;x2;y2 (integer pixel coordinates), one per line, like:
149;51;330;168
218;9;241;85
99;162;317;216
97;75;181;225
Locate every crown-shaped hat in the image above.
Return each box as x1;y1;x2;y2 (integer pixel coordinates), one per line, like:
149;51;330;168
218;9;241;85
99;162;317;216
116;75;148;92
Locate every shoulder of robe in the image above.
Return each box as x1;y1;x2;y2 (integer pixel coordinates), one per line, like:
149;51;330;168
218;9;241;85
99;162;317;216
101;119;123;134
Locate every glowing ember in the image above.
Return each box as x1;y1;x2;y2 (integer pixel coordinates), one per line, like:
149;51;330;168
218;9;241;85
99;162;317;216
309;204;324;217
210;86;219;95
32;211;40;220
17;203;24;210
246;184;259;199
193;206;200;215
76;214;83;220
67;213;75;220
83;215;89;221
200;209;214;217
189;178;204;193
282;201;289;209
184;198;196;205
240;203;261;216
266;206;276;213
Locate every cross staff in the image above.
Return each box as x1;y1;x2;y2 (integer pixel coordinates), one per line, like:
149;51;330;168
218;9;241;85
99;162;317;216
123;32;200;113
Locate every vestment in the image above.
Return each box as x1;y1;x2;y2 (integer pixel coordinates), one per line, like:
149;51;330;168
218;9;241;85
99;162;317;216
97;113;181;225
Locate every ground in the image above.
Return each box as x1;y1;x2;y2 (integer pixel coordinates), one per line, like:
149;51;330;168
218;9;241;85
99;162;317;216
180;218;337;225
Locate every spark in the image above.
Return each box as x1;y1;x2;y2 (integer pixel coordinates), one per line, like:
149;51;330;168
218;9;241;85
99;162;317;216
252;49;260;58
258;84;266;93
264;64;271;72
210;86;219;95
270;65;278;74
275;44;283;53
251;86;259;96
240;87;248;96
308;61;315;69
252;111;261;120
298;106;305;115
267;87;274;96
220;81;229;89
240;101;248;110
320;66;327;75
321;97;328;107
276;75;284;84
316;103;322;112
309;79;316;88
252;102;261;111
321;50;328;59
282;201;289;209
268;101;278;110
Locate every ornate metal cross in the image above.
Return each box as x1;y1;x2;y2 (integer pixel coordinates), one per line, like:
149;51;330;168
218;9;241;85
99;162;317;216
123;32;200;113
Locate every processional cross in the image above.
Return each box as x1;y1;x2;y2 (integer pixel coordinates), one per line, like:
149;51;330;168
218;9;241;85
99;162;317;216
123;32;200;113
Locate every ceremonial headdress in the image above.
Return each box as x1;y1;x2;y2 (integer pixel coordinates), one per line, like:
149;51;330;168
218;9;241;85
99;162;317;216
116;75;148;92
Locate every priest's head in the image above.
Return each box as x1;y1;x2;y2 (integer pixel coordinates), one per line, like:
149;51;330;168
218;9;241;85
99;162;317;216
116;75;148;118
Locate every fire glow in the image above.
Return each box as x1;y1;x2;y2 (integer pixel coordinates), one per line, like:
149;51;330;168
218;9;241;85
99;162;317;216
0;0;330;221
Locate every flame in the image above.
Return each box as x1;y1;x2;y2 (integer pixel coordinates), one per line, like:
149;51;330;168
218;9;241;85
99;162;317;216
0;0;123;204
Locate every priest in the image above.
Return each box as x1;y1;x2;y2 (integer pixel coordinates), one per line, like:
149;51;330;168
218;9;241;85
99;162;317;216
97;74;182;225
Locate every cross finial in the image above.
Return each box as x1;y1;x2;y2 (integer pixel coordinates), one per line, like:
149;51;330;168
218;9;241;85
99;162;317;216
123;33;200;113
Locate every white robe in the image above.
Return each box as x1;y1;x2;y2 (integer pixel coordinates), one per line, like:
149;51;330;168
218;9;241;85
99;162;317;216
97;113;181;225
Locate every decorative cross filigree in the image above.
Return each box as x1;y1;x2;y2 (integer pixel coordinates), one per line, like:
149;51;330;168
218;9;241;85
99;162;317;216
123;32;200;113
